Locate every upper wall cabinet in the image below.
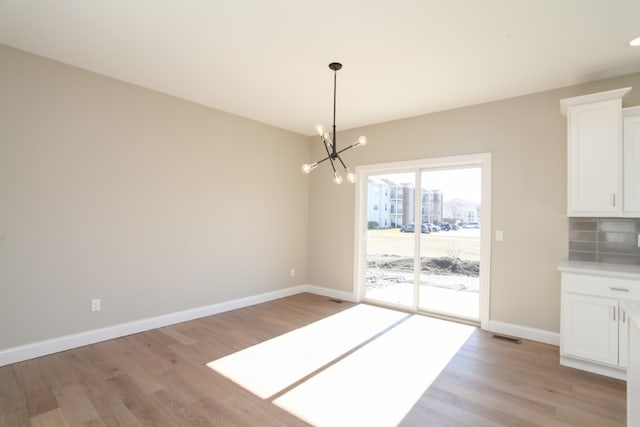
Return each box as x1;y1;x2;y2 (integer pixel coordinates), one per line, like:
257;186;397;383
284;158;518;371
560;87;633;217
624;106;640;216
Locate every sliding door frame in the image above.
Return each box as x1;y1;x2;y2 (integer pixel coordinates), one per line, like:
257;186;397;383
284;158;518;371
353;153;492;329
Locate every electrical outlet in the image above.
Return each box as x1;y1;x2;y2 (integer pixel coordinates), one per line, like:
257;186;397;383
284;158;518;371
290;268;295;277
91;298;101;312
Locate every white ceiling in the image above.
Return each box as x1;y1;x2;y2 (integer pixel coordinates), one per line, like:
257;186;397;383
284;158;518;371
1;1;639;136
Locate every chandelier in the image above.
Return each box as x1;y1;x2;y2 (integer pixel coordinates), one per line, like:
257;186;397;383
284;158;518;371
301;62;367;184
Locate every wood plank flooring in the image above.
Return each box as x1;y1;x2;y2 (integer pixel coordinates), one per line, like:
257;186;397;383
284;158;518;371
0;293;626;426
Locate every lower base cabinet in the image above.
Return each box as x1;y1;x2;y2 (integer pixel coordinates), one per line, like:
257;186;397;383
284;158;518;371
562;292;621;366
625;300;640;427
625;301;640;427
560;271;638;379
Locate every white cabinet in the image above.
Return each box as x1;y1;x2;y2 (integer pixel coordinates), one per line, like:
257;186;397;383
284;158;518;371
624;106;640;215
562;292;619;366
559;270;640;379
560;87;631;217
623;300;640;427
620;305;629;368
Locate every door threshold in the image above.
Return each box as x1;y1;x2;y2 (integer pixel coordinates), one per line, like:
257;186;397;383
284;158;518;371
362;298;480;327
417;309;480;327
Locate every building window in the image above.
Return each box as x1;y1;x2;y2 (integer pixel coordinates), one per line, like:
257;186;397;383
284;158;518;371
373;204;379;211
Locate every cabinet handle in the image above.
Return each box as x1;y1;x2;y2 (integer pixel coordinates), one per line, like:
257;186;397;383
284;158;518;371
623;310;626;323
613;306;616;321
612;193;616;207
610;287;630;292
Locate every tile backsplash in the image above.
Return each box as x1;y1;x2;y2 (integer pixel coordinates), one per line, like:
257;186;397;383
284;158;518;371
569;218;640;265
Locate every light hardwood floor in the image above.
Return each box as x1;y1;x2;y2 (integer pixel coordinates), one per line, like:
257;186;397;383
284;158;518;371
0;293;626;426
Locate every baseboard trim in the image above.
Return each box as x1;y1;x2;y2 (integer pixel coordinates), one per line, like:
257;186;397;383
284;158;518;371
0;284;328;367
2;286;559;367
485;320;560;346
304;285;358;303
560;355;626;380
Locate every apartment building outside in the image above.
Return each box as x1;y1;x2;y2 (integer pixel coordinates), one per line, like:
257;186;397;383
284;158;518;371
367;177;445;229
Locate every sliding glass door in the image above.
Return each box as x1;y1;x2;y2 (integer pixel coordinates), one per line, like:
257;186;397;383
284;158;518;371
418;167;481;320
363;172;416;307
357;155;490;324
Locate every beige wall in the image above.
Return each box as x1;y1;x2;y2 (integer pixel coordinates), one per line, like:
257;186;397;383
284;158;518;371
307;72;640;333
3;42;640;351
0;44;310;349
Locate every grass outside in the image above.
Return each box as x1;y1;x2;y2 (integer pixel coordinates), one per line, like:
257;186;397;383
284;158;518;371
365;228;481;313
366;228;480;261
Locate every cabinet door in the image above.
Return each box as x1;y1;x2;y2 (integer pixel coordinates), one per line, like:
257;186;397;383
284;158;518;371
567;100;622;216
620;306;629;369
562;293;619;365
624;109;640;216
628;314;640;427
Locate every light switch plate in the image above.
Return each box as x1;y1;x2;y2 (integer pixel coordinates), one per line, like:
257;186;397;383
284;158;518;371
496;230;504;242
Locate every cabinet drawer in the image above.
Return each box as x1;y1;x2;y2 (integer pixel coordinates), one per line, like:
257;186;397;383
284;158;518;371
562;272;640;299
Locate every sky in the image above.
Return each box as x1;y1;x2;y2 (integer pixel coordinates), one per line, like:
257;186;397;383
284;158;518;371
372;167;481;203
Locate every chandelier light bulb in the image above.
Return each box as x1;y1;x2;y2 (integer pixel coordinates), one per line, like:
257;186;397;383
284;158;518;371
346;169;357;183
333;171;343;184
355;136;368;147
316;125;324;136
301;162;318;174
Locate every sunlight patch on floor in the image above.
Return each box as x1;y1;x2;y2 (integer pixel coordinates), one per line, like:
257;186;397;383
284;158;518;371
206;304;407;398
273;315;474;426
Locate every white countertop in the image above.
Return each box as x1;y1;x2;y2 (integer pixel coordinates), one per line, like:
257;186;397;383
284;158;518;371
558;259;640;281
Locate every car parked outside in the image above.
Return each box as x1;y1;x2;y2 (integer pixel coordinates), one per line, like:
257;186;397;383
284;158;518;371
424;222;438;232
463;222;480;229
439;223;451;231
400;223;429;233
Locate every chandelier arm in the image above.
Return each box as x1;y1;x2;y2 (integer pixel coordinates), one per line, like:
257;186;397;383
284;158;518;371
321;136;333;159
315;155;332;165
328;156;338;173
335;154;348;171
305;155;332;168
335;144;356;156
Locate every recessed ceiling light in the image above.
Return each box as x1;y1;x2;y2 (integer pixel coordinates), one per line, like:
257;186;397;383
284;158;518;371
630;37;640;47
